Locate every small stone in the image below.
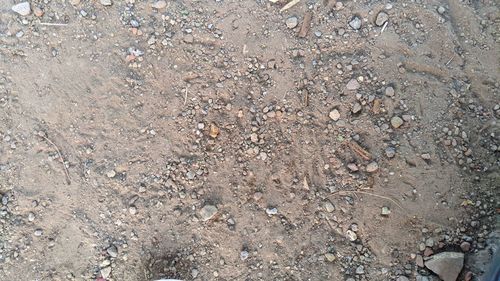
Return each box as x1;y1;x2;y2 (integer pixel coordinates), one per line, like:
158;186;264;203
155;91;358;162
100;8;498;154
425;252;464;281
385;147;396;158
464;271;472;281
106;245;118;258
106;170;116;178
265;207;278;216
100;0;113;6
346;79;360;90
416;255;424;267
425;238;434;247
199;205;218;221
70;0;81;5
323;201;335;213
460;241;471;252
191;269;199;278
396;277;410;281
349;16;362;30
183;34;194;44
366;162;379;173
100;266;112;279
346;230;357;241
12;2;31;16
385;86;395;97
347;163;358;172
424;247;434;257
151;1;167;9
421;153;431;160
329;109;340;121
34;229;43;236
355;265;365;274
33;7;44;17
437;6;446;14
285;16;298;29
253;192;263;201
325;253;336;262
375;11;389;26
129;206;137;215
351;103;362;114
381;206;391;216
28;212;35;222
391;116;404;128
240;250;249;261
250;133;259;143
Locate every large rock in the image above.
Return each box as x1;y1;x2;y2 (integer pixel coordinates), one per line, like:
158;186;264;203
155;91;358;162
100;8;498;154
425;252;464;281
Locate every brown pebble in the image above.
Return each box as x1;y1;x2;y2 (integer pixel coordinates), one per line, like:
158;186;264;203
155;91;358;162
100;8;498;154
33;7;44;17
464;271;472;281
460;241;471;252
416;254;424;267
423;247;434;257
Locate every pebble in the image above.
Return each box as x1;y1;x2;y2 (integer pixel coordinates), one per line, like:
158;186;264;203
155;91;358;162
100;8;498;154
391;116;404;128
100;0;113;6
352;102;362;114
416;254;424;267
34;229;43;236
460;241;471;252
375;11;389;26
323;201;335;213
366;162;379;173
151;1;167;9
437;6;446;14
325;253;336;262
191;269;199;278
425;252;464;281
28;212;35;222
355;265;365;274
12;2;31;16
129;206;137;215
396;277;410;281
285;16;298;29
421;153;431;160
106;170;116;178
385;86;395;97
349;16;362;30
346;79;360;90
106;245;118;258
199;205;218;221
381;206;391;216
101;266;112;279
329;109;340;121
265;207;278;216
425;238;434;247
33;7;44;17
346;230;357;241
70;0;81;5
347;163;358;172
240;250;249;261
385;147;396;158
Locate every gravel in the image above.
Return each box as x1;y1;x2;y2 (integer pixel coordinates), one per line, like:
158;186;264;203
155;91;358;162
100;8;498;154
349;16;362;30
285;16;298;29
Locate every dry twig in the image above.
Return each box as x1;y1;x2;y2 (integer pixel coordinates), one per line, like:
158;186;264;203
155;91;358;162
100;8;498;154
38;131;71;185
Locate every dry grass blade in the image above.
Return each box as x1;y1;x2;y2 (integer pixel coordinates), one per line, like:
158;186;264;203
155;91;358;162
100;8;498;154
38;131;71;185
347;141;372;160
280;0;300;12
330;190;404;210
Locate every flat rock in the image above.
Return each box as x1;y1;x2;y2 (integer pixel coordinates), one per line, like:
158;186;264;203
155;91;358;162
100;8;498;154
152;1;167;9
106;245;118;258
12;2;31;16
199;205;218;221
425;252;464;281
366;162;379;172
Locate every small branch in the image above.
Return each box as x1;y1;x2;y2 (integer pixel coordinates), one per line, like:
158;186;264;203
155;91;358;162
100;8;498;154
38;22;68;26
38;131;71;185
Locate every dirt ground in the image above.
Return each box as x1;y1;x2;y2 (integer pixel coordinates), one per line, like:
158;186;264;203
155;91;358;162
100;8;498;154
0;0;499;280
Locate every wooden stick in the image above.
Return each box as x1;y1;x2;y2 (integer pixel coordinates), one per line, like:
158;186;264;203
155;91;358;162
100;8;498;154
38;131;71;185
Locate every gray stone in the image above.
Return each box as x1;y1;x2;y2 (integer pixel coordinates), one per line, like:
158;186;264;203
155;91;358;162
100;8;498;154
346;230;357;241
107;245;118;258
285;16;298;29
101;266;112;279
100;0;112;6
151;1;167;9
437;6;446;14
324;201;335;213
391;116;404;128
12;2;31;16
375;11;389;26
397;276;410;281
199;205;218;221
266;207;278;216
349;16;362;30
381;206;391;216
355;265;364;274
385;147;396;158
385;86;395;97
425;252;464;281
366;162;379;173
346;78;360;90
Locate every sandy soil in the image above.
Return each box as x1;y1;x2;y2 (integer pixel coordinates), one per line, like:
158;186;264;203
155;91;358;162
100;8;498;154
0;0;499;280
